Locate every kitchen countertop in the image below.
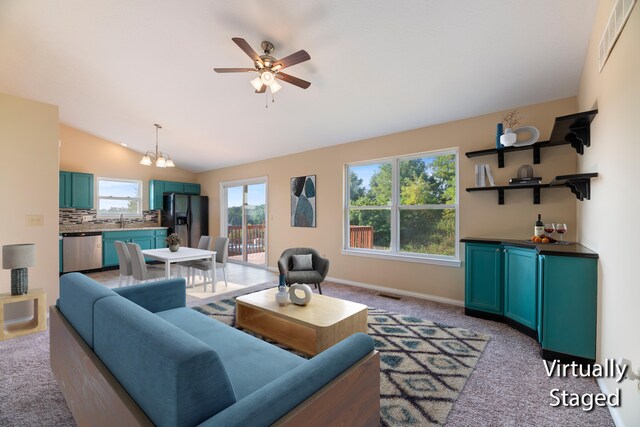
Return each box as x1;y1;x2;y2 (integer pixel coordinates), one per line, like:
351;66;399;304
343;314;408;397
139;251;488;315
460;237;598;259
60;224;168;233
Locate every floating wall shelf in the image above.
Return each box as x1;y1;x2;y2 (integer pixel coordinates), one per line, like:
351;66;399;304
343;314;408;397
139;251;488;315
465;110;598;168
466;173;598;205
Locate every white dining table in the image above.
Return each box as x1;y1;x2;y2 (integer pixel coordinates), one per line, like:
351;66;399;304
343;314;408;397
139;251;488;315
141;247;216;285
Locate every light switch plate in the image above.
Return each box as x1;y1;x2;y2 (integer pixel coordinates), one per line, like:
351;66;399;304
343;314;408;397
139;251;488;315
26;215;44;226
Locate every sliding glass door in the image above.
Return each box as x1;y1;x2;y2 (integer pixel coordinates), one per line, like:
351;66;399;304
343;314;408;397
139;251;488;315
223;179;267;267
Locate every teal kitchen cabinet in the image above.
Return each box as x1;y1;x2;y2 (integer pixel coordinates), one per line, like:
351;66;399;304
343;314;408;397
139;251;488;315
464;243;503;316
149;180;201;210
59;172;72;207
538;255;597;361
154;229;167;249
59;171;94;209
183;183;200;195
102;229;168;267
503;246;538;333
164;181;184;193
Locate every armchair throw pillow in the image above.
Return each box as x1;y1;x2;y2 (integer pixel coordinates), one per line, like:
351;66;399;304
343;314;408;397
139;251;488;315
291;254;313;271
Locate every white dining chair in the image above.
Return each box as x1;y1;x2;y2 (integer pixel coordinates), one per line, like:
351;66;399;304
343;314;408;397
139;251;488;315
178;235;212;287
114;241;133;286
126;242;165;283
189;237;229;291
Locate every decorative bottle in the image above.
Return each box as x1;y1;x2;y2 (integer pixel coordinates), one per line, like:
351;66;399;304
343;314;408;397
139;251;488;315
534;214;544;237
496;123;504;150
275;284;289;306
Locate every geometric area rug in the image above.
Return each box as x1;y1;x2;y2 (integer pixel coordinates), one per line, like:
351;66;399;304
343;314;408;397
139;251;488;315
193;300;490;426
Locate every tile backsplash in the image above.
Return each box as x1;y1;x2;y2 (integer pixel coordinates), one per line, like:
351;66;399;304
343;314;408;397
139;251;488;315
59;209;160;226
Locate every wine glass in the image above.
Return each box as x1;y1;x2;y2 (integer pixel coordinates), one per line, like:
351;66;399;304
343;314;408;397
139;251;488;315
555;223;567;242
544;223;555;236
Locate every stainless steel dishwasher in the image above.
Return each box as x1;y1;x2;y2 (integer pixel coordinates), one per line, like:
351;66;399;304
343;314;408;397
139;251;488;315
62;232;103;272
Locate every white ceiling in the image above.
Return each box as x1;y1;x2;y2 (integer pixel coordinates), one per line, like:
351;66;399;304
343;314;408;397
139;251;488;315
0;0;598;173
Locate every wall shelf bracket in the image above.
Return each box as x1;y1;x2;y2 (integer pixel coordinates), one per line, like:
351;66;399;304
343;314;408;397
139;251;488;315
549;110;597;156
532;146;541;164
549;173;598;201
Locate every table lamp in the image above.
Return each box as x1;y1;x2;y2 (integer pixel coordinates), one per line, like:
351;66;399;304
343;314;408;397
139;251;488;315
2;244;36;295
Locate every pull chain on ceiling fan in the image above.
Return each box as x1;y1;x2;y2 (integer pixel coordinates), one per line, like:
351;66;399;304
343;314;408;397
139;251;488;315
214;38;311;98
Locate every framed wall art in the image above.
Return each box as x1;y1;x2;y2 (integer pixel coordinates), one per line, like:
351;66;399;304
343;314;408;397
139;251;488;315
291;175;316;227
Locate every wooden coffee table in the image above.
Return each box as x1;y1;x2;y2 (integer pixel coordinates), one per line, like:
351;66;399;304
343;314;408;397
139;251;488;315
235;287;368;356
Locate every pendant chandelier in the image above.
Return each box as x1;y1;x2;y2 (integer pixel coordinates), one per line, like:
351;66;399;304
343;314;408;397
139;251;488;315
139;124;175;168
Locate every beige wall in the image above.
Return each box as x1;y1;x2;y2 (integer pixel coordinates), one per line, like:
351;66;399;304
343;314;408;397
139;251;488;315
0;93;59;318
198;97;579;303
578;1;640;425
59;124;197;210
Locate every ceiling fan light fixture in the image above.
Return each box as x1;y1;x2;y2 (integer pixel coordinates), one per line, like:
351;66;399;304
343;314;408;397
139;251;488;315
260;70;275;85
250;76;263;91
270;80;282;94
215;38;311;97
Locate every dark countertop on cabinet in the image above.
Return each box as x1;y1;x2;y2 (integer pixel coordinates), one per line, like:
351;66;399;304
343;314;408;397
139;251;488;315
460;237;598;259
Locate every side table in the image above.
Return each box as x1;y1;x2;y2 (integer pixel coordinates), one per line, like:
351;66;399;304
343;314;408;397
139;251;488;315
0;288;47;340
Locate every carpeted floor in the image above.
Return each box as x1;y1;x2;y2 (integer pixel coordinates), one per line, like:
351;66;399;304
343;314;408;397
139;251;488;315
0;280;615;426
194;300;490;426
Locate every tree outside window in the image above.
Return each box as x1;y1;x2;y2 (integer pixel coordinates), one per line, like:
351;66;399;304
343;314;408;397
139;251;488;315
346;149;457;259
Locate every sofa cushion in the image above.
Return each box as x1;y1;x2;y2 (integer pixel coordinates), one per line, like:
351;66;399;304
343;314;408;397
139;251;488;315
156;307;305;399
291;254;313;271
113;278;186;312
201;333;375;427
58;272;118;348
94;297;236;427
287;270;322;284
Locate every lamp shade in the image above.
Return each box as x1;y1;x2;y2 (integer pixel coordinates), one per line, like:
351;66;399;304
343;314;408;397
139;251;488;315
2;244;35;269
250;76;263;91
270;81;282;94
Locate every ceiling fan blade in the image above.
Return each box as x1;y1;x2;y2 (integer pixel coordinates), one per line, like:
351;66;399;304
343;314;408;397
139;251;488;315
232;37;262;64
255;84;267;94
275;72;311;89
213;68;256;73
274;50;310;70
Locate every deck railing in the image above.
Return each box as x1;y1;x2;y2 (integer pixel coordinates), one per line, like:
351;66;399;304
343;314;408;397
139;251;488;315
349;225;374;249
228;224;265;256
227;224;374;255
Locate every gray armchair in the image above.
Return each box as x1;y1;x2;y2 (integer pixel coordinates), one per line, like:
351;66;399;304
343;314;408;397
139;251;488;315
277;248;329;294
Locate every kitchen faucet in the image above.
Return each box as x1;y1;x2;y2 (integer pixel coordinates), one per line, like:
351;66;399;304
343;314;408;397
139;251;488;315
119;213;126;228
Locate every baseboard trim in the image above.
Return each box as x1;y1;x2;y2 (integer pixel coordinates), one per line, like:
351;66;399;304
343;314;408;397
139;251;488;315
326;275;464;307
267;267;463;307
596;378;625;427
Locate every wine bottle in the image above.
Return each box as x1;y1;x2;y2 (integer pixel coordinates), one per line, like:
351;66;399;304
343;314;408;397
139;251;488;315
534;214;544;237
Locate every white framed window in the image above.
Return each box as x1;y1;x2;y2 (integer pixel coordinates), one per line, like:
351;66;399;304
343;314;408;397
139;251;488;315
344;148;459;266
96;177;143;218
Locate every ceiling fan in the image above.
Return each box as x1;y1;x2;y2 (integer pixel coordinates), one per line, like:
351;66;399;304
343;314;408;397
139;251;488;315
214;37;311;94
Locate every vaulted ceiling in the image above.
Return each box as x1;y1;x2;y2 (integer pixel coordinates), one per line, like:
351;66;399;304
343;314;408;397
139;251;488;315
0;0;598;172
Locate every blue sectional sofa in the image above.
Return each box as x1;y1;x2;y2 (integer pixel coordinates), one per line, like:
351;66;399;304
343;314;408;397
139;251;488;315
50;273;380;427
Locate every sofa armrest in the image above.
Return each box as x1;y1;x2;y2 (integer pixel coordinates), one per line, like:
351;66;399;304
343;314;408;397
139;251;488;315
113;278;186;312
199;333;375;427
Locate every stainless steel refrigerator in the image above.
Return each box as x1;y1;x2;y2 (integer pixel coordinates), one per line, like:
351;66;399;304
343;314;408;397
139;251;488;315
161;193;209;248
